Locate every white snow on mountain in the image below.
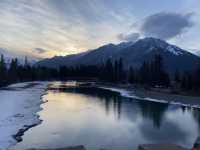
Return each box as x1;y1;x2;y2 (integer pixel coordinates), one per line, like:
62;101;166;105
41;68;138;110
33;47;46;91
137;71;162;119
166;45;184;56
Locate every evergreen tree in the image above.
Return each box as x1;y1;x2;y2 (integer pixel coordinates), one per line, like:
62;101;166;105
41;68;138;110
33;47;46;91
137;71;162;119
0;54;7;86
114;60;119;82
118;58;124;81
8;58;19;82
193;64;200;90
23;56;32;81
139;61;150;85
181;72;193;90
128;66;136;84
151;54;170;87
105;58;114;82
174;69;181;83
137;55;170;87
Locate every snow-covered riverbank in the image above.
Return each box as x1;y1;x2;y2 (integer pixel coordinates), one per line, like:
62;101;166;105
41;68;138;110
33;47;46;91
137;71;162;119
100;86;200;108
0;82;48;150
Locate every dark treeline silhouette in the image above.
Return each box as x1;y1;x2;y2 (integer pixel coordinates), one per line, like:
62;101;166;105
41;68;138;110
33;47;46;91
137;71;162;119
128;55;170;87
0;54;200;91
0;55;58;87
174;66;200;91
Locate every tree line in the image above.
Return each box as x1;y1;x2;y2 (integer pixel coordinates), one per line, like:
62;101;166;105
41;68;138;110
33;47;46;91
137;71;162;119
0;55;58;87
0;54;200;91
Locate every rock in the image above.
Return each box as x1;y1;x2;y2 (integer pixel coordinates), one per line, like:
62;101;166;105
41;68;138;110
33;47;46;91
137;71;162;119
13;123;39;142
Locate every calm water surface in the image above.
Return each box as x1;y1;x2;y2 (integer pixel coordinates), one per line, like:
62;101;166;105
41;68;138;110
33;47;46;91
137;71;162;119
14;82;200;150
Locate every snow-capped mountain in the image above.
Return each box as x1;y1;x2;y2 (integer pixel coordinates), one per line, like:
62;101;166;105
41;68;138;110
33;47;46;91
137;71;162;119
36;37;200;73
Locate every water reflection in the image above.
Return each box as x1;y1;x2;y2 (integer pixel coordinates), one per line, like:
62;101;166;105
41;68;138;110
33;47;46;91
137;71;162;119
62;87;170;128
14;83;200;150
60;87;123;119
192;108;200;132
138;101;168;128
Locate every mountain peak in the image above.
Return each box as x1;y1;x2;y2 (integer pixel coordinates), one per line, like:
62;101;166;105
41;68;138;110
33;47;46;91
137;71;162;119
133;37;185;56
135;37;167;47
138;37;164;42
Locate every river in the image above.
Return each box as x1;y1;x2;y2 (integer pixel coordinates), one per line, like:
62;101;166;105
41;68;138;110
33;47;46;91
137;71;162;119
14;82;200;150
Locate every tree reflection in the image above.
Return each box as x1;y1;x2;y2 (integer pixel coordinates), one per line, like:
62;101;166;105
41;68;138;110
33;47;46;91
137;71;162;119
103;93;122;119
54;85;170;126
138;101;169;128
105;96;111;115
58;86;123;119
191;108;200;132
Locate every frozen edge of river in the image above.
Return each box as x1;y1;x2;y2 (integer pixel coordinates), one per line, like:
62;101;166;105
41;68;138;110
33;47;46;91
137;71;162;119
100;86;200;109
0;82;48;150
1;81;199;150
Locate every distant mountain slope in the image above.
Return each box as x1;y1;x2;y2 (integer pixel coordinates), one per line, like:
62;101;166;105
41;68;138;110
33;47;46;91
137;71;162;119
36;42;134;68
36;37;200;73
116;38;200;72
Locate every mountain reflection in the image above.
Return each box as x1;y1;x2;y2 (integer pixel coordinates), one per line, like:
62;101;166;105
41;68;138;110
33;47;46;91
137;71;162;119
50;85;200;131
16;83;200;150
65;87;122;119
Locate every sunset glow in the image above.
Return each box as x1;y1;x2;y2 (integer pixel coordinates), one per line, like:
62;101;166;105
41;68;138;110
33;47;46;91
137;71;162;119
0;0;200;59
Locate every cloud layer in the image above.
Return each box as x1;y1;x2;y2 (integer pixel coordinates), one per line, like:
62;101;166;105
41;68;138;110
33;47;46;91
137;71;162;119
34;48;47;54
0;0;199;58
140;12;194;40
118;33;140;42
118;12;194;42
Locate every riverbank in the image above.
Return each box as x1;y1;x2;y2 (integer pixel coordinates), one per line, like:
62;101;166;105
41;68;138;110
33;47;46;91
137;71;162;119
6;81;200;150
95;83;200;108
0;82;48;150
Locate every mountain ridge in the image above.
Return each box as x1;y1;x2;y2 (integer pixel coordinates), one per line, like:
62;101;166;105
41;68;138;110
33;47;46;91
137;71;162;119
36;37;200;73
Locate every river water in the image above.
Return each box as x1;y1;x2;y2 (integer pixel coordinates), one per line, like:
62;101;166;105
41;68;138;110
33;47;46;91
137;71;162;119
14;82;200;150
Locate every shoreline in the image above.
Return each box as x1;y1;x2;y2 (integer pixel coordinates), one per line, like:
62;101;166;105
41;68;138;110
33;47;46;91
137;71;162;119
1;81;200;149
95;83;200;108
12;83;49;149
13;93;48;144
0;82;48;150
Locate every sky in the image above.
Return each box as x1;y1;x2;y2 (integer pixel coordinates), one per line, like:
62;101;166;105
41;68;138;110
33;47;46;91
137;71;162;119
0;0;200;59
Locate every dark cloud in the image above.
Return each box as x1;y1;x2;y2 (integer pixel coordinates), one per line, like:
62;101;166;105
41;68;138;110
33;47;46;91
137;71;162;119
118;32;140;42
140;12;194;40
34;48;47;54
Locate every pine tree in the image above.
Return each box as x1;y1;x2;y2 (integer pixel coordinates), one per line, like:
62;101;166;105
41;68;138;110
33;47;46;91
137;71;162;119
8;58;19;82
0;54;7;86
105;58;114;82
23;56;32;81
174;69;181;83
152;54;170;87
193;64;200;90
118;58;124;81
128;66;136;84
139;61;150;85
114;60;119;82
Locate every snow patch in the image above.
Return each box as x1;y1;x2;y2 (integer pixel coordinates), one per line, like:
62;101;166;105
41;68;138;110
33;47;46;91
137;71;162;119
0;82;48;150
166;45;184;56
100;86;200;108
